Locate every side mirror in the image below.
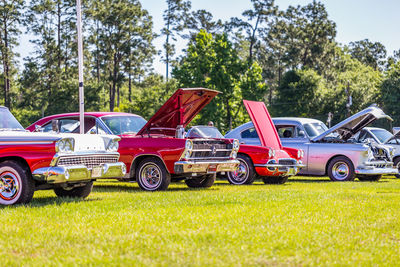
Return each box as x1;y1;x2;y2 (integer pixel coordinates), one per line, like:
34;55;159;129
88;128;97;134
34;125;42;132
298;130;306;138
175;125;185;138
51;120;59;133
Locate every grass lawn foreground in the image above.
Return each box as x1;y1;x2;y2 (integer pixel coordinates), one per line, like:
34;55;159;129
1;176;400;266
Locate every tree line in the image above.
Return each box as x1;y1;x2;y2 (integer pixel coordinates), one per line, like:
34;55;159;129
0;0;399;132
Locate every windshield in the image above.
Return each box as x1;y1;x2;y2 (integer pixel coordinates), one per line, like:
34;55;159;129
0;108;24;131
101;115;147;135
303;122;328;138
370;128;393;143
187;126;224;138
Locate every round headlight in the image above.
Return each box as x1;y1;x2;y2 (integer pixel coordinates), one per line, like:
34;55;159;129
64;140;72;152
59;140;66;151
233;139;240;150
231;151;237;159
184;151;191;159
108;140;119;152
185;140;193;151
56;138;74;153
389;147;394;157
272;149;276;157
268;149;273;158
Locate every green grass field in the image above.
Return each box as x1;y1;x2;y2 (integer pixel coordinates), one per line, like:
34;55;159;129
2;176;400;266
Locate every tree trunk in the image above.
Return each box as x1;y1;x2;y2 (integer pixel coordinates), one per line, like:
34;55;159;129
110;53;119;111
226;98;232;131
117;85;120;108
128;70;132;102
96;21;100;83
57;1;61;71
2;23;10;108
249;16;260;64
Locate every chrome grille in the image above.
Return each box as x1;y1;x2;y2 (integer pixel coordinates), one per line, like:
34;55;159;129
190;140;232;160
57;154;119;169
278;159;297;165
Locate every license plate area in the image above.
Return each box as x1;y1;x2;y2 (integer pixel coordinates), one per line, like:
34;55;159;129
207;164;217;173
91;166;102;178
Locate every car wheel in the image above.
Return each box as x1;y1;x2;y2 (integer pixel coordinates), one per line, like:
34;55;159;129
185;174;216;188
54;181;93;198
357;175;382;182
0;161;35;205
136;158;170;191
327;156;355;181
226;154;256;185
261;176;289;184
393;157;400;178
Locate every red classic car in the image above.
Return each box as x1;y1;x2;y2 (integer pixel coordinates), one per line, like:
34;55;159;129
0;106;126;205
27;88;240;191
224;100;305;184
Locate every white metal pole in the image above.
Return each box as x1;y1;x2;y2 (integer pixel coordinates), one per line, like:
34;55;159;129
76;0;85;134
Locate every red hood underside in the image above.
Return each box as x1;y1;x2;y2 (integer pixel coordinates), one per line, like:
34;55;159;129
243;100;282;150
137;88;219;136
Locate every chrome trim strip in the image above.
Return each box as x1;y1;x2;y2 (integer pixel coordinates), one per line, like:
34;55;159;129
191;149;232;152
0;141;54;145
254;163;306;168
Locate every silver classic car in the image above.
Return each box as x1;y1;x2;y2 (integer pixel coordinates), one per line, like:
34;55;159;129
353;127;400;177
226;106;398;181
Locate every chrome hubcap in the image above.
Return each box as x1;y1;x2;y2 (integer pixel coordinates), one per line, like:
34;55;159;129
229;159;248;184
0;172;20;200
140;163;162;189
332;162;349;180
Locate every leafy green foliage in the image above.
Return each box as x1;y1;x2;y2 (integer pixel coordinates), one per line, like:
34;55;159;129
173;30;267;132
348;39;387;71
380;62;400;124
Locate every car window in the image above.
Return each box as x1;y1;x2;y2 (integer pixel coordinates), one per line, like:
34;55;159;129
370;129;393;143
42;117;96;133
241;128;259;139
303;122;328;138
358;130;374;142
276;125;305;138
101;115;147;135
276;126;295;138
387;139;400;145
60;119;80;133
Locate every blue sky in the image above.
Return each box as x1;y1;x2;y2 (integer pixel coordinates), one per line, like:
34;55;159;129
16;0;400;75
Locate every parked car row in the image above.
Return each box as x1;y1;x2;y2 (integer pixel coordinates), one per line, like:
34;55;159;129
1;87;399;205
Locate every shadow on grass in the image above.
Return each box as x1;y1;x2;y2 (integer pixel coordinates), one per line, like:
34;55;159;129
0;196;101;209
93;183;221;193
288;178;331;183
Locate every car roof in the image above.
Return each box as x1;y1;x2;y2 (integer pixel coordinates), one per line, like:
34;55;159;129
272;117;324;124
44;112;141;119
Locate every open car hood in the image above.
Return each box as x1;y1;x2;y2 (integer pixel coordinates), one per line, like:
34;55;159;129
137;88;219;136
243;100;282;149
312;106;393;142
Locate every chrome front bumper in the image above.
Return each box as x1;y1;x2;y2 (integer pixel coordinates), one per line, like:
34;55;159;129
254;162;306;176
174;160;239;174
356;161;398;175
32;162;127;184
